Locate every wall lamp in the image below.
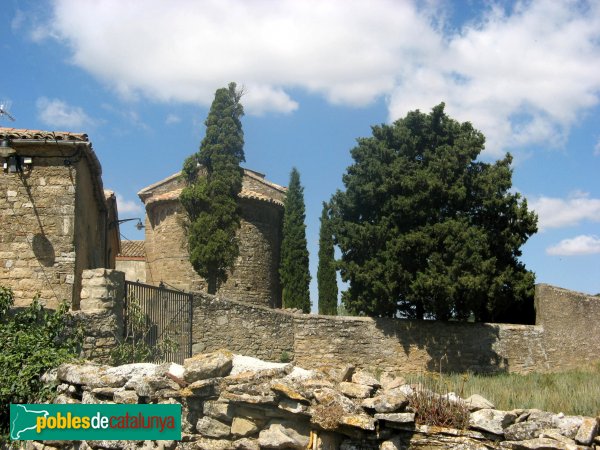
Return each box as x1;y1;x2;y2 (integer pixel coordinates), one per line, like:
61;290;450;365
110;218;144;230
1;139;32;173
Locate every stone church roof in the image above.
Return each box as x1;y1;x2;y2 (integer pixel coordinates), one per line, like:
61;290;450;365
138;168;286;207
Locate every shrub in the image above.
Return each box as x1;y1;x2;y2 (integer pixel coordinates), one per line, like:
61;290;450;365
408;387;470;429
0;287;83;438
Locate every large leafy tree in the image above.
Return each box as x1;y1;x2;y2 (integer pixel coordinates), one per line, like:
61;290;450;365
330;103;537;323
280;168;311;312
180;83;245;294
318;202;338;315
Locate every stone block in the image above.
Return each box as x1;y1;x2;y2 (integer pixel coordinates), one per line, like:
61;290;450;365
196;416;231;439
339;381;372;399
469;409;517;436
231;417;259;437
574;417;598;445
203;401;234;423
184;350;233;383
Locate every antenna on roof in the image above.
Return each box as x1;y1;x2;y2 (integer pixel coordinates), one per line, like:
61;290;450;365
0;100;16;122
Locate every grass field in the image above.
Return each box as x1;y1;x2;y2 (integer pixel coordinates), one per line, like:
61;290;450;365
406;362;600;417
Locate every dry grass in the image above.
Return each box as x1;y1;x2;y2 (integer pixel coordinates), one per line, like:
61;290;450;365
406;362;600;417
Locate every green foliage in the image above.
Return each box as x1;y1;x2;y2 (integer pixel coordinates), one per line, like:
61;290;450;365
330;103;538;322
180;83;245;293
111;295;178;365
279;350;291;363
280;168;311;312
0;287;82;437
318;202;338;315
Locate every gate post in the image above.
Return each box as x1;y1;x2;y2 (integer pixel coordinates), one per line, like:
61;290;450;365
72;268;125;363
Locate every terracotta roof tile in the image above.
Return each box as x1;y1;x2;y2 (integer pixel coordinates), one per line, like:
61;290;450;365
145;187;284;207
118;240;145;258
239;189;284;206
0;127;88;142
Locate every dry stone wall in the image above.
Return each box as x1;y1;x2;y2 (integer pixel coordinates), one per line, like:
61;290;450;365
39;350;600;450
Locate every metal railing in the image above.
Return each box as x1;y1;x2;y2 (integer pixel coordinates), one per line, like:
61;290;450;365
123;281;193;364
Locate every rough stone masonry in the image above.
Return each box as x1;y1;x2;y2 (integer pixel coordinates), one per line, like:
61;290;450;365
36;350;600;450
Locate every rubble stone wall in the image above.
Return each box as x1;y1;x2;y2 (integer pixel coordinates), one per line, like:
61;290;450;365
76;269;600;375
190;285;599;375
192;294;294;362
44;351;600;450
535;284;600;371
292;315;548;375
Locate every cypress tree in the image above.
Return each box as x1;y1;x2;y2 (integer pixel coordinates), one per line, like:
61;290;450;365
180;83;245;294
318;202;338;315
280;168;311;312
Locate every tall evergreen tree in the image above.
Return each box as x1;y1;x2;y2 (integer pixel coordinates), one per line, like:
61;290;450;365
280;168;311;312
330;103;538;323
318;202;338;315
180;83;245;294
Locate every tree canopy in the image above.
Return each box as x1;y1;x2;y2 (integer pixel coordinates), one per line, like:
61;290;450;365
318;202;338;315
280;168;311;312
180;82;245;294
330;103;537;323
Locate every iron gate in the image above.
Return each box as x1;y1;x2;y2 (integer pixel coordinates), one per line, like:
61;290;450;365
123;281;193;364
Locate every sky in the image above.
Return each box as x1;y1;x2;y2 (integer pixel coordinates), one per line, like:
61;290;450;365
1;0;599;308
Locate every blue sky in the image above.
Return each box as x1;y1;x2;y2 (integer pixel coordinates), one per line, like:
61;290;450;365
1;0;599;306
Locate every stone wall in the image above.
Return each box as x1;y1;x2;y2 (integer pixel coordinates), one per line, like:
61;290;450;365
0;139;109;309
44;352;600;450
115;259;147;282
1;154;78;308
190;284;598;375
73;152;108;309
192;293;294;361
535;284;600;371
144;197;283;308
74;270;600;376
293;315;548;375
139;168;284;308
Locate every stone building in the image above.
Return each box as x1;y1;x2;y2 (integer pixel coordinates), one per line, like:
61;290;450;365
0;127;119;308
115;240;146;283
138;168;286;308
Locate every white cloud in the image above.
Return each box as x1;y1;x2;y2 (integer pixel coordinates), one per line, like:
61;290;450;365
116;193;143;215
528;192;600;230
547;235;600;256
594;138;600;156
165;114;181;125
37;0;600;155
36;97;94;129
11;10;25;31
